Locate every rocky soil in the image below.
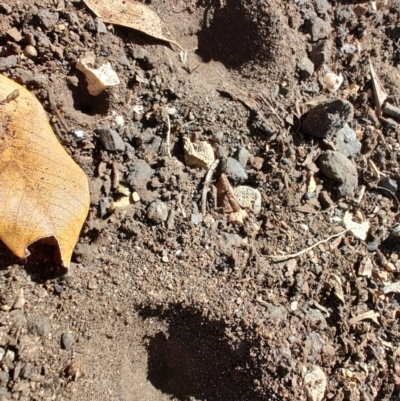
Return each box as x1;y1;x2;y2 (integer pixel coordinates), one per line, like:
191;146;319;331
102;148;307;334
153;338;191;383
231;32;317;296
1;0;400;400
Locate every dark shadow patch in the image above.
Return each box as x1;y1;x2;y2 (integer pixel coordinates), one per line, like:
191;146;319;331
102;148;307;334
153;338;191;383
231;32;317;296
0;240;67;282
68;75;111;116
139;304;269;401
197;0;271;70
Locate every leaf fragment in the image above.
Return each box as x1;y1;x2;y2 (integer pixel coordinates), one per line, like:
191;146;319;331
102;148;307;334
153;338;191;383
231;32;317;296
0;74;90;267
83;0;183;50
369;59;388;116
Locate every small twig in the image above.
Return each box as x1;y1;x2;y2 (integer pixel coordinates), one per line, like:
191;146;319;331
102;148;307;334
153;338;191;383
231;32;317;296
376;186;400;207
48;88;70;134
166;112;172;159
268;229;349;261
201;159;220;215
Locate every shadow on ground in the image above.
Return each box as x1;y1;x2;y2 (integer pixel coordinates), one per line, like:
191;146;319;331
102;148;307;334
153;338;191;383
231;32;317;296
139;304;268;401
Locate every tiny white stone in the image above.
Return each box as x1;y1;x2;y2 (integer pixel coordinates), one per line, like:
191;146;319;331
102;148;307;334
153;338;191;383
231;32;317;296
115;115;124;127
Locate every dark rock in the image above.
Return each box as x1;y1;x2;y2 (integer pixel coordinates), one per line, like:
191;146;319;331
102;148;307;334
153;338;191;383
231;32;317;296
305;16;332;42
0;55;18;72
309;40;332;67
127;160;154;192
237;147;251;168
37;10;59;29
378;177;398;198
29;316;51;337
225;157;248;184
302;99;354;139
61;331;74;350
318;151;358;196
147;201;169;223
96;129;125;151
334;124;361;157
95;17;107;34
366;241;379;252
383;225;400;251
12;69;48;89
297;57;314;80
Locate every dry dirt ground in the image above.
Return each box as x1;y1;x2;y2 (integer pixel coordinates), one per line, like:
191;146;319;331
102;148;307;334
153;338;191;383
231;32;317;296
1;0;400;400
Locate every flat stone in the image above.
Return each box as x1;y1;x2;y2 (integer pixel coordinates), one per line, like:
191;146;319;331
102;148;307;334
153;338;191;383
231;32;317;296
0;55;18;72
37;10;59;29
237;147;251;168
366;241;379;252
127;160;154;193
29;316;51;337
318;150;358;196
147;201;169;223
96;129;125;151
302;99;354;139
334;124;361;157
95;17;108;34
297;56;314;80
226;157;248;184
190;213;203;225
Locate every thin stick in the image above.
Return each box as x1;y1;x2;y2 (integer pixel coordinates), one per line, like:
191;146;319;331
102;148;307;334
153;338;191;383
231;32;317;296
268;229;349;262
166;112;172;159
201;159;220;215
177;192;186;218
48;88;70;134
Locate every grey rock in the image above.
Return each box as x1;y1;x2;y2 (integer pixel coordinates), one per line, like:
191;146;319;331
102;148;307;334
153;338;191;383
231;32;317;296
37;10;59;29
318;191;334;209
147;201;169;223
29;316;51;337
191;213;203;225
226;157;248;184
335;5;354;24
144;137;162;154
117;54;130;66
95;17;107;34
100;197;110;218
67;11;80;26
237;147;251;168
306;331;325;362
305;307;327;330
21;363;34;380
84;17;96;31
12;69;48;89
267;304;288;322
309;40;332;68
130;47;148;60
0;55;17;72
302;99;354;139
379;177;398;198
306;16;332;42
318;151;358;196
61;331;74;350
218;232;244;256
127;160;154;192
366;241;379;252
313;0;330;16
96;129;125;151
334;124;361;157
297;57;314;80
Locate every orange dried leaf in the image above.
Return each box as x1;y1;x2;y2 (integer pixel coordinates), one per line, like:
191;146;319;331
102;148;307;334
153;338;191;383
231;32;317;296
83;0;183;50
0;74;90;267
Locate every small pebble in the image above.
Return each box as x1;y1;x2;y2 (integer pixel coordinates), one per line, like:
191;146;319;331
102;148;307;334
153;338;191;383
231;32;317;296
23;45;37;58
147;201;169;223
366;241;379;252
61;331;74;350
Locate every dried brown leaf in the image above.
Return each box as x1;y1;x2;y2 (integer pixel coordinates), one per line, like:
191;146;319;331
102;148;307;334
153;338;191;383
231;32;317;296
83;0;183;50
0;74;90;267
